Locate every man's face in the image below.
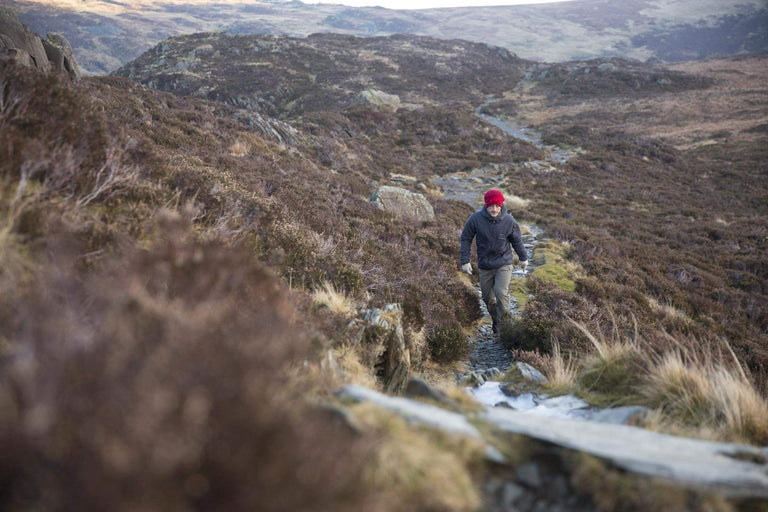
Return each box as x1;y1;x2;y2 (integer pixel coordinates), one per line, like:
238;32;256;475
487;204;501;217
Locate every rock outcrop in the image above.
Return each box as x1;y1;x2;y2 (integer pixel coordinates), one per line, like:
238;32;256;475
351;89;401;112
41;32;80;81
336;383;768;510
360;304;411;393
0;7;80;80
369;185;435;221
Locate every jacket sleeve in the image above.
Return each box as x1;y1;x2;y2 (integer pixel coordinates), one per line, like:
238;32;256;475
508;222;528;261
459;216;475;265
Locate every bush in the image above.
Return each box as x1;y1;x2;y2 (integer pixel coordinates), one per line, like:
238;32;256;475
0;215;383;511
428;324;471;364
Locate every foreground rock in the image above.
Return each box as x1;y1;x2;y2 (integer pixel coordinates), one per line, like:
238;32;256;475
337;383;768;506
485;407;768;499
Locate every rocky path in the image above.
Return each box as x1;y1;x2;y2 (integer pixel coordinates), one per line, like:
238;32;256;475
438;95;576;381
466;227;541;375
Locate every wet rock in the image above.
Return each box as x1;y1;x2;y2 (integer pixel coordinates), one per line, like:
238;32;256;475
514;361;547;383
459;371;486;387
404;376;458;410
369;185;435;221
550;475;570;500
484;367;504;380
500;481;526;507
500;382;522;397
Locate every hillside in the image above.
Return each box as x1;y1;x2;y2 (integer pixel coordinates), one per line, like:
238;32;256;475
112;31;768;374
1;22;768;512
9;0;768;74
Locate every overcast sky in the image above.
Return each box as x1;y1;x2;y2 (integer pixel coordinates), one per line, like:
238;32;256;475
303;0;572;9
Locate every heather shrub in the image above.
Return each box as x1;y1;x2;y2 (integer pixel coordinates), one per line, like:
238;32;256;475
0;213;384;511
427;323;471;364
0;61;138;208
499;314;555;354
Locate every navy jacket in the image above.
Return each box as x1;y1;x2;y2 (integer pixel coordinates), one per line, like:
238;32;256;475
460;206;528;270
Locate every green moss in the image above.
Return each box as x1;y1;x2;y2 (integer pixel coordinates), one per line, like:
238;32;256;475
530;240;576;293
509;278;530;309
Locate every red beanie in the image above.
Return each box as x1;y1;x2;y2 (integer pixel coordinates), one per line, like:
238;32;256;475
484;189;504;208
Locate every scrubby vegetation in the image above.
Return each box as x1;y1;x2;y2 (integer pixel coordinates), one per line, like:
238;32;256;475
0;57;482;509
1;29;767;509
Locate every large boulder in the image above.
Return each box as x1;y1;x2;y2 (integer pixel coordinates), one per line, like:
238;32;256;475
0;7;79;80
0;7;50;72
352;89;401;112
42;32;81;81
370;185;435;221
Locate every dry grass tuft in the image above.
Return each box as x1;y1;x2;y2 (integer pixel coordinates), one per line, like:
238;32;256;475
641;347;768;444
228;137;251;157
565;319;768;444
546;338;579;392
569;316;638;365
313;281;357;316
504;193;531;211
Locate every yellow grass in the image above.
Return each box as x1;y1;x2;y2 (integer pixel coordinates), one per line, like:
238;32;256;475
312;281;356;316
546;339;578;391
565;318;768;443
504;193;530;211
641;348;768;444
569;317;637;364
646;296;691;326
228;138;251;157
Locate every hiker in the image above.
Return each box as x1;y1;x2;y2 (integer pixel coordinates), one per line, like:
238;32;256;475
460;189;528;334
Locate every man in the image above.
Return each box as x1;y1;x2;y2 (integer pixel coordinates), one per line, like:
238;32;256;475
460;189;528;334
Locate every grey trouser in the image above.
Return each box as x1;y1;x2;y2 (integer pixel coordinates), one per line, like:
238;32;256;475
478;264;513;327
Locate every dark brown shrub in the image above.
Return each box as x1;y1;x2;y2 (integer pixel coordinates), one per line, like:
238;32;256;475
428;323;471;364
0;215;382;512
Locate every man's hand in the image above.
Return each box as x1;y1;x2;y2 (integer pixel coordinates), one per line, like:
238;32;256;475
461;263;473;275
520;260;529;270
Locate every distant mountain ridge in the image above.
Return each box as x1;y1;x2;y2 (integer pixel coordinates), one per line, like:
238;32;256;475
9;0;768;75
111;31;717;122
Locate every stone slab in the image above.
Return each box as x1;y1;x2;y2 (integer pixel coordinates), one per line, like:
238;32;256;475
484;407;768;498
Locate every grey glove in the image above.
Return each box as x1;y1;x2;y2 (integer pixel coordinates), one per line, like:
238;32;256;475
461;263;473;275
521;260;529;270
